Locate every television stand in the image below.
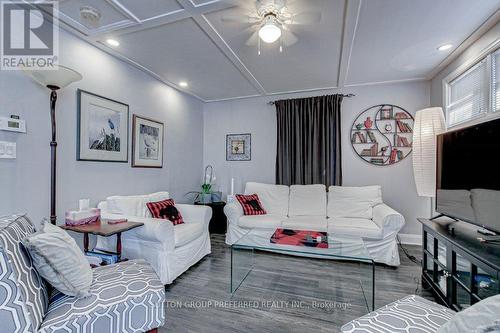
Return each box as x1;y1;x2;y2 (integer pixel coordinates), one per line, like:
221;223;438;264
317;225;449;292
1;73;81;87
429;214;458;222
418;218;500;311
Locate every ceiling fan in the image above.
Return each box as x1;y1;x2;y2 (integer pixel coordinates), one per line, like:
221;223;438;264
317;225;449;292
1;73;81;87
221;0;322;54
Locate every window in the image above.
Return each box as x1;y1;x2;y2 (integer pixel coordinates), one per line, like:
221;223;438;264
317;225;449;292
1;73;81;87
493;50;500;113
447;60;487;126
444;47;500;127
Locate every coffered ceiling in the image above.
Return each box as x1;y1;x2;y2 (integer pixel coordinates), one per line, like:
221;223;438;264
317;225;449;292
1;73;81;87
43;0;500;101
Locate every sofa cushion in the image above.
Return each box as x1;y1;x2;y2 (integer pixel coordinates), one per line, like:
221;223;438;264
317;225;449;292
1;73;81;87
282;216;328;232
0;215;49;332
147;198;184;225
245;182;289;216
341;295;455;333
437;294;500;333
174;222;204;247
22;221;93;298
328;185;383;219
328;217;383;239
38;259;165;333
288;184;327;217
106;195;146;217
238;215;283;229
144;192;170;217
236;194;267;215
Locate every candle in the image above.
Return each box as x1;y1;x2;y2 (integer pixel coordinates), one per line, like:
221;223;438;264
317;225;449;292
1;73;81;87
230;178;234;195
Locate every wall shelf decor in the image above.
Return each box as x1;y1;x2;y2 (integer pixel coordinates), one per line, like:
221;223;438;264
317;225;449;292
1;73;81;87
350;104;414;166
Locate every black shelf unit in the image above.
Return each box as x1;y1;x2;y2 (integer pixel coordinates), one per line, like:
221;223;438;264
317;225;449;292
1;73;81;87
418;218;500;311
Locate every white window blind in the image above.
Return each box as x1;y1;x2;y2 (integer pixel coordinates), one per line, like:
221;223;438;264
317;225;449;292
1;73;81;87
493;50;500;113
446;59;487;126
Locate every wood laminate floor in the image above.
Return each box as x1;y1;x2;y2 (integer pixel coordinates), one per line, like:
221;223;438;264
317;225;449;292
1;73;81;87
160;235;433;333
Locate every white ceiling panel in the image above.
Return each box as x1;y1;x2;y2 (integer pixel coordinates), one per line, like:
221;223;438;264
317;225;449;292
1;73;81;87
117;0;183;21
345;0;500;86
115;18;260;100
205;0;344;94
58;0;131;29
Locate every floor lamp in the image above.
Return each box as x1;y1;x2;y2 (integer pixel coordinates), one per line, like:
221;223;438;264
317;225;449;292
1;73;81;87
412;107;446;217
23;66;82;224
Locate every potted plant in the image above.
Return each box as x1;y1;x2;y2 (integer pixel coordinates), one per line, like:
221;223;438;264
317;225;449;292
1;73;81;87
186;165;217;204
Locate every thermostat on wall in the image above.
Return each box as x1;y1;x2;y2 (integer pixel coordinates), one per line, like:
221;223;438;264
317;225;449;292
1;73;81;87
0;116;26;133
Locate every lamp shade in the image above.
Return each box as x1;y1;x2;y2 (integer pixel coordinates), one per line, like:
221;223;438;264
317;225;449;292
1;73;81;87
22;65;82;90
412;107;446;197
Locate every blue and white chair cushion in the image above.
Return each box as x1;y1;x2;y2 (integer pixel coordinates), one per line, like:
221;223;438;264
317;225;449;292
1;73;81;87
341;295;456;333
39;259;165;333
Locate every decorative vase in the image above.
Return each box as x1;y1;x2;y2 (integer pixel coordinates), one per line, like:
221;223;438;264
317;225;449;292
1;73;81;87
211;191;222;203
385;124;392;132
364;117;373;129
356;123;363;130
199;193;212;204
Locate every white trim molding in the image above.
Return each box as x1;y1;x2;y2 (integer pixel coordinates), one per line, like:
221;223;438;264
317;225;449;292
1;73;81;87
398;233;422;246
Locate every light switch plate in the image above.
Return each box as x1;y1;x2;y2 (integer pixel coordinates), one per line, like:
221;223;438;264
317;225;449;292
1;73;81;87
0;141;16;159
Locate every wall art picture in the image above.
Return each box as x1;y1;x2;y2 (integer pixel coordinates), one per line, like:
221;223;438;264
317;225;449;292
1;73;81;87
132;115;164;168
226;133;251;161
77;89;129;162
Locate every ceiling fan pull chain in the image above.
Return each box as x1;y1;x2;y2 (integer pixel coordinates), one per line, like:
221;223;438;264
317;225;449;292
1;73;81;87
280;33;283;53
258;36;261;55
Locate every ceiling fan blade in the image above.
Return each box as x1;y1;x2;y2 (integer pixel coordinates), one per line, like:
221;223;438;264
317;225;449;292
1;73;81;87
286;11;322;25
220;15;260;24
245;30;259;46
282;30;298;47
221;0;258;11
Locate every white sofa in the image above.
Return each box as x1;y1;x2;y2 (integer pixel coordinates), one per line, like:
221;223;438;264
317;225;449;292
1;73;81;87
96;192;212;284
224;183;405;266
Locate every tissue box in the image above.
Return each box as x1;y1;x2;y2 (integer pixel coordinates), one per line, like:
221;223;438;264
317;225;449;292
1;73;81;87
65;208;101;226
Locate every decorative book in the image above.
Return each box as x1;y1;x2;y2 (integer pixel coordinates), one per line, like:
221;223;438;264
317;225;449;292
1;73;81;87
270;229;328;248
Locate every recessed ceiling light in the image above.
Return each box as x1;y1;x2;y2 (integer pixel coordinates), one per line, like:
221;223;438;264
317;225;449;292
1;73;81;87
437;44;453;51
179;81;188;87
106;39;120;47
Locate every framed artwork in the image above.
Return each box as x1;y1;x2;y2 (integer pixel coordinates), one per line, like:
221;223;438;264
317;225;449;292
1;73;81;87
77;89;129;162
132;115;164;168
226;133;251;161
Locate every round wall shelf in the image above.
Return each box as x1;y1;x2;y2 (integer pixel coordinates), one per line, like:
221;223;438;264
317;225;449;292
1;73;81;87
350;104;414;166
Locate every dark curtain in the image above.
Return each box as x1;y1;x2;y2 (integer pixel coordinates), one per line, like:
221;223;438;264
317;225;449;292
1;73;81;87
275;94;343;187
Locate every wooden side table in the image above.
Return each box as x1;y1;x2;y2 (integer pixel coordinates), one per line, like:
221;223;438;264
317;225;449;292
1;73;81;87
61;220;144;261
194;201;227;234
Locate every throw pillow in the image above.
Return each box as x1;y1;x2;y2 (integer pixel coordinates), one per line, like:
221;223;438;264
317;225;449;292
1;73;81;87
437;295;500;333
22;220;92;298
146;198;184;225
236;194;267;215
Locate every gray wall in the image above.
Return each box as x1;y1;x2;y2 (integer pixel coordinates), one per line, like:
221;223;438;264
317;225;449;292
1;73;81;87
0;30;204;225
203;81;431;236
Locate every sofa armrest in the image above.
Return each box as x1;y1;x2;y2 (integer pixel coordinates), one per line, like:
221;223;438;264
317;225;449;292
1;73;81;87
372;204;405;237
223;202;243;226
101;212;175;247
176;204;212;226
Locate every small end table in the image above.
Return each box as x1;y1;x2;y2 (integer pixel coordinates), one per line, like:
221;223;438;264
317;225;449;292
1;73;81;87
61;220;144;261
194;201;227;234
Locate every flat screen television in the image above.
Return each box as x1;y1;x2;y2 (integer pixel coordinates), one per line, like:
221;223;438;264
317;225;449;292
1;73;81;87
436;117;500;233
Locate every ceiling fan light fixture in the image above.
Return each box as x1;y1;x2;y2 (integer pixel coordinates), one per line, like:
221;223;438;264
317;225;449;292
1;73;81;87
258;15;281;44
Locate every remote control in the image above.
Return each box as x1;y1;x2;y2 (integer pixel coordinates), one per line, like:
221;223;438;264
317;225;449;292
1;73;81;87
477;228;497;236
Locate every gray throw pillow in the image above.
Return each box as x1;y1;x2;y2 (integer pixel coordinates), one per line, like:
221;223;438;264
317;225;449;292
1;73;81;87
437;295;500;333
23;220;92;298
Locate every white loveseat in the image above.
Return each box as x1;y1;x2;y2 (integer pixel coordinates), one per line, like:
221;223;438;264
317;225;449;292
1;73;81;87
96;192;212;284
224;183;405;266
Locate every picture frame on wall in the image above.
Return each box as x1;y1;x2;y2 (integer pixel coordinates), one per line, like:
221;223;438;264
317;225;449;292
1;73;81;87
77;89;129;162
226;133;251;161
132;115;164;168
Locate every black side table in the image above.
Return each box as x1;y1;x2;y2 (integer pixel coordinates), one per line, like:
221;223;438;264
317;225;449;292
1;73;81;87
194;201;227;234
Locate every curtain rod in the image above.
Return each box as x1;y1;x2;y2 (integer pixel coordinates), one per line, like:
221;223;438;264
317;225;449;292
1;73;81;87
267;93;355;105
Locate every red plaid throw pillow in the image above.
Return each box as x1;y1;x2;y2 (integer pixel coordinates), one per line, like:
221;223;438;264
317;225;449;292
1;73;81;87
146;199;184;225
236;194;267;215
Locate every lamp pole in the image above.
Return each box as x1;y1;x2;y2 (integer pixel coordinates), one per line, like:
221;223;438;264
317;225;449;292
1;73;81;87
49;86;59;224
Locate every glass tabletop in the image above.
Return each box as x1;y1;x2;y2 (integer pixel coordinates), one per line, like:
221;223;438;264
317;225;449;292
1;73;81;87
232;228;373;263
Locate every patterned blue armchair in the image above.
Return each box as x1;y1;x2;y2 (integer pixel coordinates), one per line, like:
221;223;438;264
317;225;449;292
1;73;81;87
0;215;165;333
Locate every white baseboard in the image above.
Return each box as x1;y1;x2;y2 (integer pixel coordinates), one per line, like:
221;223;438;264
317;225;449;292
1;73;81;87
398;233;422;246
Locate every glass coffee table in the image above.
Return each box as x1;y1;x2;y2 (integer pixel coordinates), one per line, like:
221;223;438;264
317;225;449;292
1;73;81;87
231;229;376;311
